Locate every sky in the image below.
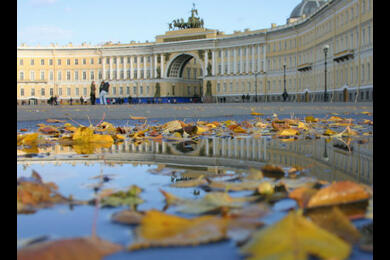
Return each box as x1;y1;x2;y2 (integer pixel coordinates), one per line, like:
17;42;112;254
17;0;302;46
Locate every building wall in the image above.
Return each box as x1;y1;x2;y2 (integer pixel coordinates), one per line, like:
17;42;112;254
17;0;372;104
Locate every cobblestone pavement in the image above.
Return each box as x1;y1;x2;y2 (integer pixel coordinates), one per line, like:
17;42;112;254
17;102;373;121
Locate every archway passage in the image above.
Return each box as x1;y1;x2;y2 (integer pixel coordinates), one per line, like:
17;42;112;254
167;54;195;78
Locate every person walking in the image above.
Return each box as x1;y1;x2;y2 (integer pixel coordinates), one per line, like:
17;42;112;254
99;80;109;105
90;81;96;105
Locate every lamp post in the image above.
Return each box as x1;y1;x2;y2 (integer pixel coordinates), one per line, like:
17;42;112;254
282;63;288;102
323;44;329;102
254;72;259;102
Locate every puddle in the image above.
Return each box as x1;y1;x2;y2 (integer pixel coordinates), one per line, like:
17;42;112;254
17;116;373;260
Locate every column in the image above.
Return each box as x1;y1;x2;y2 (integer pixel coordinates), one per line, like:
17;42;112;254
204;50;208;76
116;56;120;80
144;56;147;79
102;57;106;80
137;56;140;79
109;56;113;80
234;48;237;74
154;55;158;78
212;50;216;76
263;44;267;72
150;55;153;79
246;46;249;73
240;47;244;74
130;56;134;79
221;49;224;75
161;54;165;79
124;56;127;80
227;48;231;74
257;45;261;72
252;46;255;73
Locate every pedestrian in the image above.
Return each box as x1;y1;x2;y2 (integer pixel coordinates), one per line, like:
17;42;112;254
242;94;245;103
90;81;96;105
99;80;109;105
80;96;84;105
70;97;73;105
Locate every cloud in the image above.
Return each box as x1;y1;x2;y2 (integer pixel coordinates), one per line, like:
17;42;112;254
18;25;73;45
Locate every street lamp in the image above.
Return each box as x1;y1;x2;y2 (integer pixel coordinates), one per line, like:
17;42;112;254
282;63;288;102
254;72;259;102
323;44;329;102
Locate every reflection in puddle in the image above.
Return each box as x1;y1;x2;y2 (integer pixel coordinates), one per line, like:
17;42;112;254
18;136;372;185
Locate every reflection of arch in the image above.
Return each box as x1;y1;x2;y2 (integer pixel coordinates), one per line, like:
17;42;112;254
166;139;205;156
166;53;204;78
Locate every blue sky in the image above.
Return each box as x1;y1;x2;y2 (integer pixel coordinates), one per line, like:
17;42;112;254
17;0;301;46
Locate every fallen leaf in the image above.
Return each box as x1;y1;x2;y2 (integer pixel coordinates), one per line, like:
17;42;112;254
17;236;123;260
289;186;319;208
307;181;371;208
240;210;351;260
111;210;145;225
309;207;361;244
129;210;228;250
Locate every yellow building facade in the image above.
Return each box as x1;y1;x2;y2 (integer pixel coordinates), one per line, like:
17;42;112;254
17;0;372;104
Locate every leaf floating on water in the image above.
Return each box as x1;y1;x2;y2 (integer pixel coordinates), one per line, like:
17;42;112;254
17;171;68;214
240;210;351;260
100;185;144;208
261;164;285;178
289;186;319;208
307;181;371;208
170;175;207;188
111;210;145;225
308;207;362;244
160;190;256;214
17;236;123;260
129;210;228;250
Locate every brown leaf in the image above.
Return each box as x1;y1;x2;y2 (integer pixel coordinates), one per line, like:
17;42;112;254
111;210;145;225
307;181;371;208
289;186;318;208
17;236;122;260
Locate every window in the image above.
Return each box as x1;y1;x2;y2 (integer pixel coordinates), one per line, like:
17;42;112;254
139;86;143;95
83;71;87;80
76;88;79;96
30;71;35;81
59;88;62;96
361;64;365;82
31;59;34;65
67;59;70;65
367;63;370;81
106;58;110;64
83;88;87;96
126;87;130;95
58;59;61;65
40;71;45;80
120;57;124;64
50;88;53;96
217;83;220;93
41;88;45;96
41;59;44;65
90;71;95;80
19;71;24;80
75;71;79;80
146;86;149;95
120;87;123;95
133;86;137;94
91;58;94;64
19;59;23;65
57;71;62;80
31;88;35;96
83;59;86;65
67;71;71;80
50;71;53;80
75;59;78;65
67;88;71;96
99;58;102;64
20;88;24;96
99;71;102;80
49;59;53;65
114;57;117;64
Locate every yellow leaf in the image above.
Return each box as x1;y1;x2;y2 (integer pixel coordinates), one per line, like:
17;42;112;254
277;128;299;136
19;133;40;146
129;210;228;250
241;210;351;260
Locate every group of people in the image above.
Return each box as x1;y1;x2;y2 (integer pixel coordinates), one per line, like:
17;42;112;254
90;80;110;105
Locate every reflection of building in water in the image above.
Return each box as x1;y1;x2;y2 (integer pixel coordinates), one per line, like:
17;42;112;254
18;136;372;185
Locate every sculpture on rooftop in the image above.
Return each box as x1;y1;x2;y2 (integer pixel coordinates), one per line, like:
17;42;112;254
169;3;204;30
